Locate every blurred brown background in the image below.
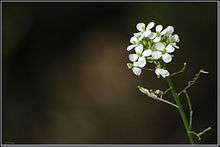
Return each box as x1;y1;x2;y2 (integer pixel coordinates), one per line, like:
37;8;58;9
3;2;217;144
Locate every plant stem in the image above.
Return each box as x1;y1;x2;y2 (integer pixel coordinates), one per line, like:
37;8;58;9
157;97;179;109
166;76;194;144
198;127;212;137
184;90;193;130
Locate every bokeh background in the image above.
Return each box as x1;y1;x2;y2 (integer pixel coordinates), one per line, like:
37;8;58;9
3;2;217;144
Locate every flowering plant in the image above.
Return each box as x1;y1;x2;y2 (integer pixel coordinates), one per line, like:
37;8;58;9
126;22;212;144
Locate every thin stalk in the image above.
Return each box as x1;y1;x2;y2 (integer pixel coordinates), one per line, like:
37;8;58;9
166;76;194;144
188;127;212;141
184;90;193;130
157;97;179;109
198;127;212;137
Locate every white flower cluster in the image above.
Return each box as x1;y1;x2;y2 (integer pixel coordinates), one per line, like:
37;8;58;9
127;22;180;78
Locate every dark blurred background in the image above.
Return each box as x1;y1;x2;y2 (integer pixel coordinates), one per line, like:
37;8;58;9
2;2;217;144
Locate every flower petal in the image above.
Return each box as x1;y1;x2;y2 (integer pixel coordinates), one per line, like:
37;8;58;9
143;30;151;37
156;25;163;32
160;69;170;78
161;28;167;35
155;42;165;51
165;26;174;36
174;45;180;49
173;34;180;42
151;51;162;60
147;22;155;30
165;44;175;53
153;36;161;43
155;68;161;76
136;57;146;68
133;32;142;37
146;22;155;29
132;67;142;76
133;61;138;67
135;44;144;54
129;54;138;62
139;33;145;40
149;32;156;39
130;36;138;44
127;45;136;51
142;49;152;57
171;43;179;49
136;23;146;32
162;53;172;63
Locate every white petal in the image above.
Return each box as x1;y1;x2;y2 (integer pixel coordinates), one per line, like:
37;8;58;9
161;28;168;35
171;43;179;49
160;69;170;78
135;44;144;54
156;25;163;32
143;30;151;37
127;45;136;51
130;36;138;44
139;33;145;40
129;54;138;62
162;53;172;63
173;34;180;42
165;44;175;53
132;67;142;76
155;68;161;76
165;26;174;36
155;42;165;51
142;49;152;57
149;32;156;39
146;22;155;29
174;45;179;49
133;32;142;37
153;36;161;43
151;51;162;60
136;57;146;68
136;23;146;32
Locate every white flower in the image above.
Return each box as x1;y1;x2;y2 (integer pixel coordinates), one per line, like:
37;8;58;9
128;44;147;68
127;36;142;51
168;34;180;49
151;42;174;63
171;34;180;42
128;44;153;76
131;55;148;76
136;22;155;38
127;22;180;77
155;68;170;78
152;25;168;43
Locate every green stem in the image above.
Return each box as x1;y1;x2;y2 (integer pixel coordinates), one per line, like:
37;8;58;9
157;97;179;109
198;127;212;137
183;90;193;131
166;76;194;144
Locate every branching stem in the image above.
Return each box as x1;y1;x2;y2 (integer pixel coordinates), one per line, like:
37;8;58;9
188;127;212;141
138;86;178;109
164;87;172;95
171;62;187;77
178;69;209;96
166;76;194;144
